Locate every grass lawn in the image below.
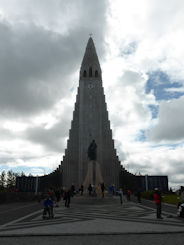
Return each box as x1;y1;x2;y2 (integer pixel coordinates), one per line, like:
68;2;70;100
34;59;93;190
162;194;181;205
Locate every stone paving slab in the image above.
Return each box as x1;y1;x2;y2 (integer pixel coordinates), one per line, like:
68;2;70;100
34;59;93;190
0;198;183;236
1;233;184;245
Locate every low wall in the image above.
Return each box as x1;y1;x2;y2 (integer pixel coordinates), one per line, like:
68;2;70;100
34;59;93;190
0;192;37;204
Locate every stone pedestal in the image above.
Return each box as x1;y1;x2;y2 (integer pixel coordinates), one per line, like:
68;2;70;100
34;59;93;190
83;160;103;195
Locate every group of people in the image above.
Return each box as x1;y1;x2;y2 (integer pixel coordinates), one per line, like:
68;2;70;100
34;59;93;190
87;183;105;197
42;184;184;220
154;187;184;219
42;182;107;218
42;185;74;219
117;187;163;220
117;189;140;204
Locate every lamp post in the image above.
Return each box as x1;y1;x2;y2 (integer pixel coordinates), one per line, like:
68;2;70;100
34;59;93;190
145;174;148;191
35;175;39;195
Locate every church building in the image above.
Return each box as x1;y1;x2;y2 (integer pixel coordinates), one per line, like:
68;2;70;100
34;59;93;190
15;38;169;194
60;38;121;189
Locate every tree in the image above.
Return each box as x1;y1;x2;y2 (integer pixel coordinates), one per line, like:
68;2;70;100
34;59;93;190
21;171;26;177
7;170;16;188
0;171;6;189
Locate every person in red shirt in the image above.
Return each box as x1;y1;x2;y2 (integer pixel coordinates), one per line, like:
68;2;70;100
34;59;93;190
154;188;163;219
127;189;131;201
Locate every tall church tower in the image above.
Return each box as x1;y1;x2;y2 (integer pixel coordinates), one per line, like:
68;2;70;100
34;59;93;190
61;38;121;188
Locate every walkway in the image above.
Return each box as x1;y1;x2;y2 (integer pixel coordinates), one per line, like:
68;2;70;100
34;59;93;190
0;196;184;244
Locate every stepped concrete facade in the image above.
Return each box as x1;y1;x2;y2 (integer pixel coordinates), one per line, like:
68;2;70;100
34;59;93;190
61;38;121;189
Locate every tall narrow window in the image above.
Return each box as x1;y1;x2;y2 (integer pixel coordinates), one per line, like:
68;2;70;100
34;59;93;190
95;70;98;77
89;67;92;77
83;70;87;77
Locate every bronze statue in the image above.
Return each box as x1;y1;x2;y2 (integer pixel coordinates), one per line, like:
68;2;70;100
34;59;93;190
88;140;97;160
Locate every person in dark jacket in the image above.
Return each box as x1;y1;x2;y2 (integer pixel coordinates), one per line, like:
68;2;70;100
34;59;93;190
88;184;92;196
101;183;105;198
63;189;71;208
137;190;141;203
80;184;84;196
55;188;61;207
70;184;75;197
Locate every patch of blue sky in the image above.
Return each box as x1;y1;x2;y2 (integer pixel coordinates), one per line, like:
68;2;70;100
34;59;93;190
0;165;9;173
146;70;184;101
0;166;50;176
135;129;147;142
148;105;159;119
121;42;137;57
70;87;75;92
151;142;184;150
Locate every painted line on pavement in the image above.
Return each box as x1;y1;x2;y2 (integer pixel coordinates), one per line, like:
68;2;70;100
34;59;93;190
0;209;42;229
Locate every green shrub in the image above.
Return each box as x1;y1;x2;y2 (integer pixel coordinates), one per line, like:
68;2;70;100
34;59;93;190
142;190;154;200
162;194;181;205
142;191;181;205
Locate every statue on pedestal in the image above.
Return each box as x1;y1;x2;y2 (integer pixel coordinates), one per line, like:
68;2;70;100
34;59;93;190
88;139;97;160
83;140;104;196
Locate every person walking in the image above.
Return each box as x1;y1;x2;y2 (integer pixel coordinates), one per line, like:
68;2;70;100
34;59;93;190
154;188;163;219
119;188;123;205
70;184;75;197
80;184;84;196
63;189;71;208
109;185;114;196
101;182;105;198
137;190;141;203
54;188;61;207
88;184;92;196
127;189;131;201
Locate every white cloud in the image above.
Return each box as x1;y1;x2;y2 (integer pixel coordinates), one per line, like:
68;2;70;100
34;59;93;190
107;0;184;80
0;0;108;173
147;96;184;142
1;0;184;189
165;87;184;93
102;0;184;189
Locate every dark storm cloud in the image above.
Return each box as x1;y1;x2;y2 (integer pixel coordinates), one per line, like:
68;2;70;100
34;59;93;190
24;116;71;152
0;0;108;118
0;22;79;116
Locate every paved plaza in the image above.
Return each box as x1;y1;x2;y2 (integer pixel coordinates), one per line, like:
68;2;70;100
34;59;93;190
0;196;184;244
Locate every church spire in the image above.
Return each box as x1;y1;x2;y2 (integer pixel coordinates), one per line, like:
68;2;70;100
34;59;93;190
80;37;101;79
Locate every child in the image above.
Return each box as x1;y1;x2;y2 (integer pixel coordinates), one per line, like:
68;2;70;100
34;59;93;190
43;195;54;219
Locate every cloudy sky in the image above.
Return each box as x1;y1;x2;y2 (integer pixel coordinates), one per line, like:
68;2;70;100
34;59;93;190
0;0;184;189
